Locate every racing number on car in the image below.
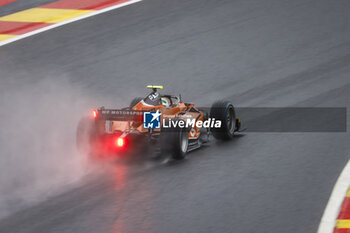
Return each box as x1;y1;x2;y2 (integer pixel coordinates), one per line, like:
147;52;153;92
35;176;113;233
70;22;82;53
148;92;159;101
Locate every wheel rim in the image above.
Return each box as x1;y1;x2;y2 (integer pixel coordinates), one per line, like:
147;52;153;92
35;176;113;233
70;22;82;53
180;130;188;153
226;106;235;135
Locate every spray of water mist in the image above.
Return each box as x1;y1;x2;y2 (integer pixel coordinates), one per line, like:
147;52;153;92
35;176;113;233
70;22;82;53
0;76;98;218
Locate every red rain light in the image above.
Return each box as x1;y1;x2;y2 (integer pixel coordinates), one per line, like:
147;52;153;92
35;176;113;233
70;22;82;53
116;138;124;147
92;110;98;118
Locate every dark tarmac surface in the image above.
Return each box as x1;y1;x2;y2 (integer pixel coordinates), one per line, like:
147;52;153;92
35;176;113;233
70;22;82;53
0;0;349;232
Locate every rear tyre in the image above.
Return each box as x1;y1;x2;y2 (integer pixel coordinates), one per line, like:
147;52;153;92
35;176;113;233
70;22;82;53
76;117;97;155
161;119;189;160
130;97;143;108
210;100;236;140
172;126;189;160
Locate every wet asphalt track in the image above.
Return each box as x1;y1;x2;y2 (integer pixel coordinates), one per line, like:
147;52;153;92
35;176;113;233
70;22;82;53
0;0;350;232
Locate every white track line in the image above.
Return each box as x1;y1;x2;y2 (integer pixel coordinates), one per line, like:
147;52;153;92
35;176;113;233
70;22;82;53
0;0;142;47
318;159;350;233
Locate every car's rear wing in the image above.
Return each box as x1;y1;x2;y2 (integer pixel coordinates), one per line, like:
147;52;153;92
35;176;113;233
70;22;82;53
94;109;144;121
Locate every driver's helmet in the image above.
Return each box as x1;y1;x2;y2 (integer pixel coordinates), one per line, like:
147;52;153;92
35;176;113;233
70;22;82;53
161;97;170;107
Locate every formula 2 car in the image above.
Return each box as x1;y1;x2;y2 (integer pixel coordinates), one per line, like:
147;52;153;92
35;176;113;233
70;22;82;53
76;85;241;160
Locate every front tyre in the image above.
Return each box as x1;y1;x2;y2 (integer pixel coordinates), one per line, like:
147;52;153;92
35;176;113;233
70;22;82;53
210;101;236;140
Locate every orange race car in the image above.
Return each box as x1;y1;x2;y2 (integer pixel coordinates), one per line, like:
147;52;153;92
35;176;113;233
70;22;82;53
76;85;241;160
